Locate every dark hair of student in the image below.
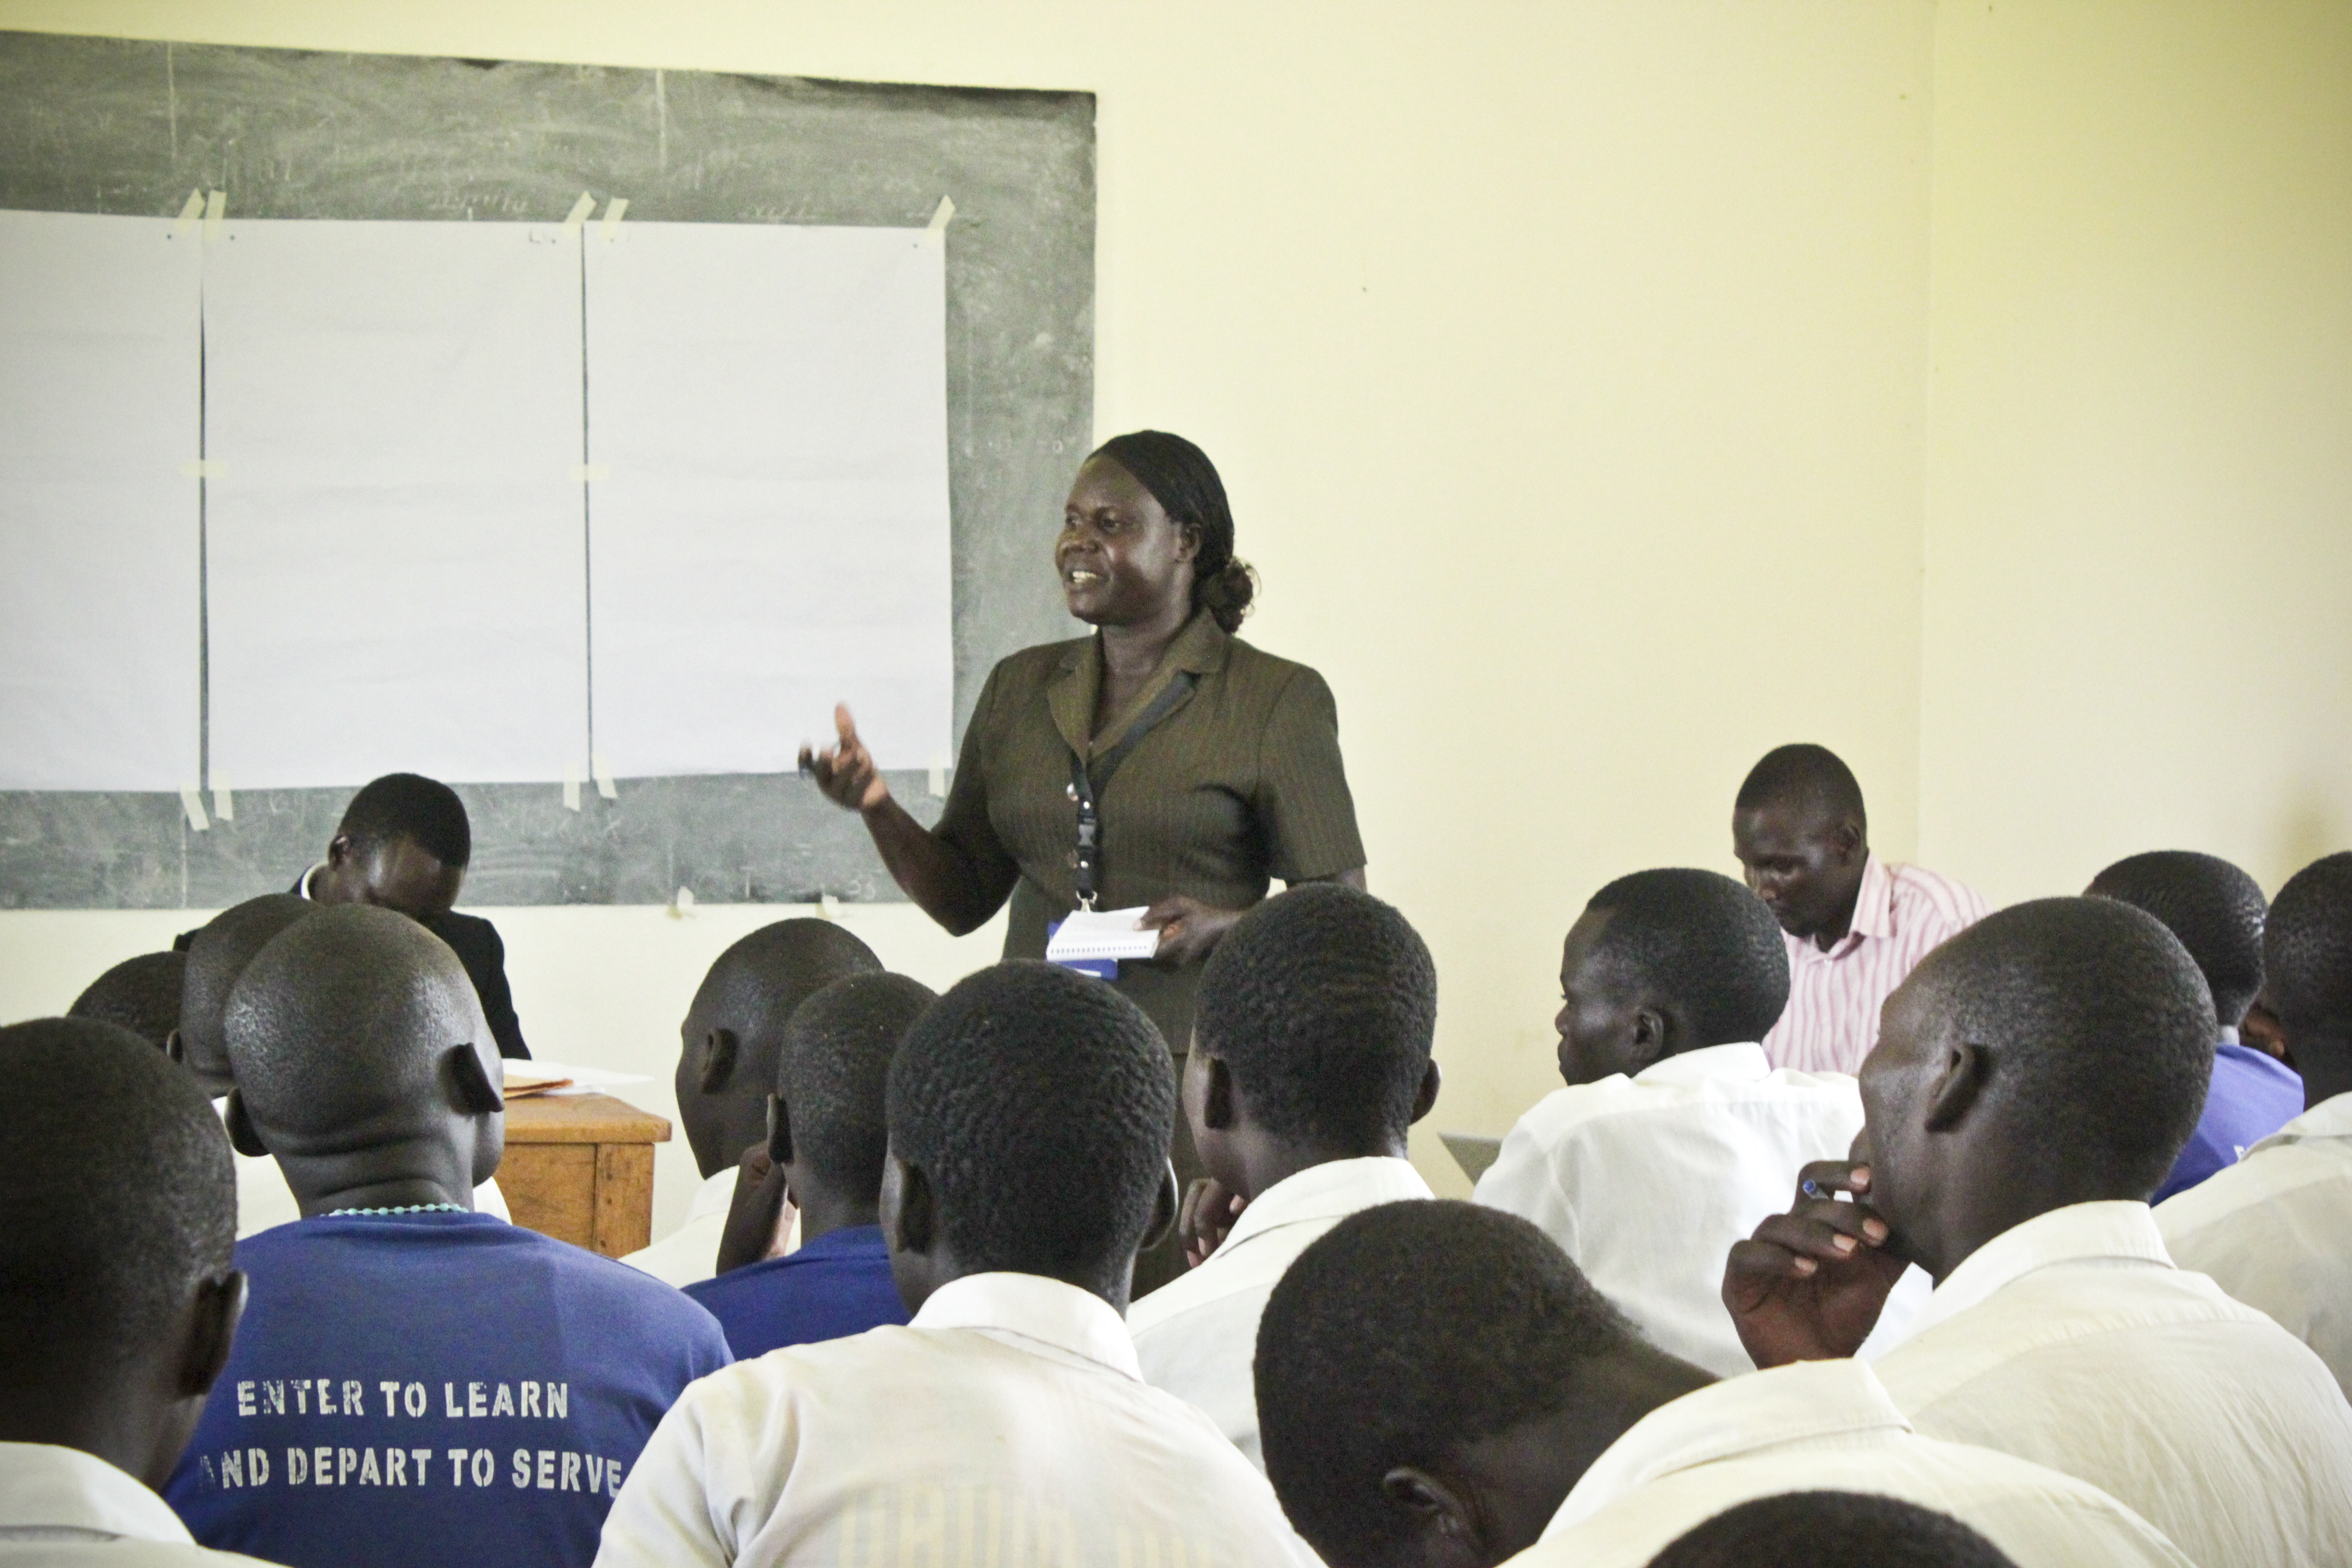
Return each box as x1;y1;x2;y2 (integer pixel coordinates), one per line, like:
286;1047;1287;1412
1586;868;1792;1046
1645;1491;2020;1568
887;961;1173;1280
1193;884;1437;1148
338;772;473;869
69;951;187;1051
1090;430;1257;632
1735;743;1867;830
2265;851;2352;1032
179;895;316;1073
776;971;938;1195
1908;897;2215;1196
2085;849;2268;1026
0;1018;236;1375
1255;1200;1638;1568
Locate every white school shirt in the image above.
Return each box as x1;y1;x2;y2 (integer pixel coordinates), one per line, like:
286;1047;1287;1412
0;1443;271;1565
1761;853;1989;1075
216;1099;507;1236
1474;1043;1924;1375
2158;1090;2352;1400
1127;1156;1432;1468
1516;1360;2190;1568
619;1169;736;1287
1872;1200;2352;1568
593;1271;1318;1568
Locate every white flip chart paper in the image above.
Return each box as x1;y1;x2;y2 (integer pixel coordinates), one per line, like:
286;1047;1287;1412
584;222;952;776
0;211;201;789
203;220;588;789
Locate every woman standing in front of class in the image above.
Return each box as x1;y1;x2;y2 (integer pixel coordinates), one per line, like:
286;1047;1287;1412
801;430;1367;1291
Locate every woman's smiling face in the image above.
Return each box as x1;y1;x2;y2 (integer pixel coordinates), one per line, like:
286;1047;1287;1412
1056;455;1196;627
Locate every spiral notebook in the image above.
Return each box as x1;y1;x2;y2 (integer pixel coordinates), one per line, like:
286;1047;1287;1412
1044;906;1162;964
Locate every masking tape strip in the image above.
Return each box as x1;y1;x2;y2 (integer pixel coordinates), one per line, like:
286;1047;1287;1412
818;892;841;922
211;778;234;821
593;753;617;800
202;191;225;241
561;772;581;812
561;191;596;231
175;190;206;235
599;196;628;240
927;196;955;232
571;463;610;482
181;460;224;479
928;756;949;798
180;784;210;831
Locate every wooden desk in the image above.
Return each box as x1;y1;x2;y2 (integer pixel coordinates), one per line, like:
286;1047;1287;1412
500;1093;671;1258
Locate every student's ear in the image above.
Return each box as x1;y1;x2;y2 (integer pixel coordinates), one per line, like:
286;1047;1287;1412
442;1044;504;1116
766;1092;794;1166
1833;817;1866;863
181;1270;248;1399
324;832;355;870
1378;1465;1486;1566
1199;1055;1239;1133
698;1028;740;1095
165;1027;186;1065
1924;1041;1992;1133
887;1156;936;1255
222;1091;270;1158
1628;1008;1670;1071
1410;1058;1442;1124
1140;1160;1181;1251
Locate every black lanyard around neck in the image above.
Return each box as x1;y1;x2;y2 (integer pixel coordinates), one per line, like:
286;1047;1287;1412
1067;671;1198;910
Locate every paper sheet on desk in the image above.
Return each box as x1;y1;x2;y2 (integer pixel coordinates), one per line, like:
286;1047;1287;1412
1045;907;1162;964
503;1059;653;1098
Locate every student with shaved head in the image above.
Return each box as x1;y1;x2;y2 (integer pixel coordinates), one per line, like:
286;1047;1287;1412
2161;850;2352;1397
1644;1493;2021;1568
2087;849;2299;1198
1731;745;1987;1073
162;906;730;1568
0;1019;267;1564
69;950;186;1052
622;919;882;1287
1475;868;1918;1375
1250;1201;2185;1568
1725;897;2352;1568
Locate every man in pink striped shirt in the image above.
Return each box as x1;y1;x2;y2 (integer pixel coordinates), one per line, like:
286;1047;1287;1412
1733;745;1988;1075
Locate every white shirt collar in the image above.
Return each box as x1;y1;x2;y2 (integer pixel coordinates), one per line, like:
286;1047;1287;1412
1630;1042;1770;1088
296;861;326;900
1903;1200;2171;1344
0;1442;197;1543
2251;1088;2352;1153
687;1167;736;1223
910;1272;1144;1380
1545;1360;1910;1539
1214;1156;1431;1256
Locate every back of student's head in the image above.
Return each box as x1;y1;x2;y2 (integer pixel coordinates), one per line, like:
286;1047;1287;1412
887;961;1172;1281
1256;1200;1642;1568
777;971;937;1195
2266;851;2352;1038
2086;849;2267;1026
338;772;472;868
178;894;316;1086
1585;868;1790;1046
225;904;483;1146
1902;897;2213;1197
0;1018;235;1384
70;950;187;1051
1194;884;1437;1148
1645;1492;2019;1568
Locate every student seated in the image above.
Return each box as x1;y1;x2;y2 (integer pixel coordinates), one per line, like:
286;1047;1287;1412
173;894;508;1236
69;949;187;1051
174;773;531;1057
1475;868;1917;1375
1644;1492;2020;1568
682;972;935;1358
162;906;731;1568
1251;1200;2186;1568
596;961;1316;1568
0;1019;266;1564
2159;850;2352;1397
1724;897;2352;1568
2087;849;2300;1198
1127;883;1439;1468
622;919;881;1288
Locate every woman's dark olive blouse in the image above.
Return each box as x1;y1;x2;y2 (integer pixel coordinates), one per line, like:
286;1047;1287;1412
933;609;1366;1051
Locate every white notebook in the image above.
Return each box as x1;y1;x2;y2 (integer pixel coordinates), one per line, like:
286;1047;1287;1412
1045;906;1162;963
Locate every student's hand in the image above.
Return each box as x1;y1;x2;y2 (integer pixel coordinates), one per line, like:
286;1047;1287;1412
714;1142;796;1276
1181;1176;1247;1267
1142;897;1243;967
2240;1000;2291;1063
1722;1160;1907;1369
800;705;890;813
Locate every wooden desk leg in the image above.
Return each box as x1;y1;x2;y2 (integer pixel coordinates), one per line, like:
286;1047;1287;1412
592;1142;658;1258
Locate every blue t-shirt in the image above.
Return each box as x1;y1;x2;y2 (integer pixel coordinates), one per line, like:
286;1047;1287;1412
682;1224;909;1359
2156;1041;2308;1202
165;1211;731;1568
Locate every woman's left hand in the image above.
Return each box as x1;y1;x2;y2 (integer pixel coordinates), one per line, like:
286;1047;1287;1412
1140;895;1243;966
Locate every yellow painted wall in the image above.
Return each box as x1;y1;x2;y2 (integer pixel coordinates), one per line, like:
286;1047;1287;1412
2;2;2343;1231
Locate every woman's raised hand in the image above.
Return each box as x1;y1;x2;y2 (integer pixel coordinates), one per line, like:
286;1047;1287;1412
799;704;891;812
